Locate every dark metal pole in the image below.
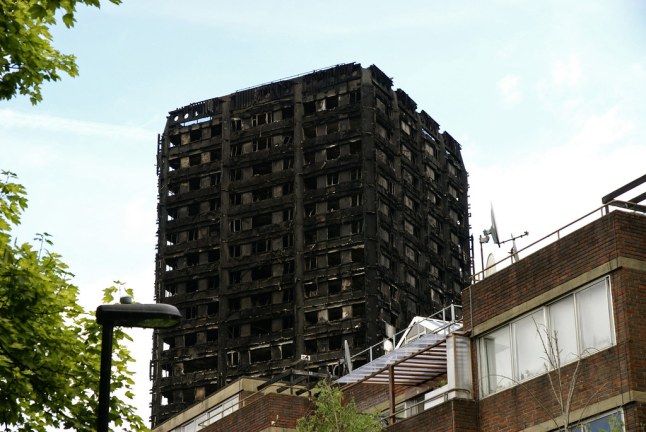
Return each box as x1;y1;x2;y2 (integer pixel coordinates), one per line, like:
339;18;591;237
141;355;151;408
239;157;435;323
388;365;395;425
97;323;114;432
479;239;485;280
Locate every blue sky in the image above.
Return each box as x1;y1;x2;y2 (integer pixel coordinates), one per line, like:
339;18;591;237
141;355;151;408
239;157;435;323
2;0;645;427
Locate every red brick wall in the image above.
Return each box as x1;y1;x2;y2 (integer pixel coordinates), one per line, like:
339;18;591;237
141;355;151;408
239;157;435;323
203;393;311;432
343;383;409;412
623;401;646;431
240;389;261;406
614;212;646;431
385;399;478;431
614;266;646;395
614;213;646;394
613;211;646;262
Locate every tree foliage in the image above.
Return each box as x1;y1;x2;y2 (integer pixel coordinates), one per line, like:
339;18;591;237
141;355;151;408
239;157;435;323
0;0;121;104
0;171;147;431
297;380;383;432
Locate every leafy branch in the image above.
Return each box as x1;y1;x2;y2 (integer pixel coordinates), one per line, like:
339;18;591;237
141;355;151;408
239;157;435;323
0;172;147;431
297;380;382;432
1;0;122;104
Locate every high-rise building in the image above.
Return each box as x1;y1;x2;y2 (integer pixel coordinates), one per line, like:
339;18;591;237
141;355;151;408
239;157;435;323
150;63;470;426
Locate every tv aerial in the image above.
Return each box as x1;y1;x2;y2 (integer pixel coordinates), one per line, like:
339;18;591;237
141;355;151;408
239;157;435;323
500;231;529;264
479;204;528;278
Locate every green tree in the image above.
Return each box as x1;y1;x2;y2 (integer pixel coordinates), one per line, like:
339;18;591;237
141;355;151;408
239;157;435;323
297;380;383;432
0;171;147;431
0;0;121;104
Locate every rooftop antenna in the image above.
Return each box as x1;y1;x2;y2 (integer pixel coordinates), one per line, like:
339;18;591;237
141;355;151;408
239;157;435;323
501;233;527;263
510;239;520;263
479;204;529;278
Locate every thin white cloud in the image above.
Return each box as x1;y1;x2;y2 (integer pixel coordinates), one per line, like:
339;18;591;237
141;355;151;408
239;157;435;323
0;109;153;142
552;56;582;87
497;75;523;105
567;105;632;151
119;0;476;40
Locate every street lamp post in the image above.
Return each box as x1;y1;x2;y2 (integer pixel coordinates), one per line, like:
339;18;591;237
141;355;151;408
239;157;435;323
95;303;181;432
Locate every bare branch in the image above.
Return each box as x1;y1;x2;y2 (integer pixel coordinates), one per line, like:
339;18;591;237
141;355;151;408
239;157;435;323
534;319;565;417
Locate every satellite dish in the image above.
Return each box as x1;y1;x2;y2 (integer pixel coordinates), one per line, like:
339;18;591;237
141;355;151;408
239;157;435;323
482;204;500;246
490;206;500;246
343;340;353;373
485;253;497;277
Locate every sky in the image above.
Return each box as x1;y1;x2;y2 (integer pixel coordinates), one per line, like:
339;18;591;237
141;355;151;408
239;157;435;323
2;0;645;428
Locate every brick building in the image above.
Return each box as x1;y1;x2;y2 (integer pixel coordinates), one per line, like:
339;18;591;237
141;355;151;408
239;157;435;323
151;63;470;425
465;208;646;431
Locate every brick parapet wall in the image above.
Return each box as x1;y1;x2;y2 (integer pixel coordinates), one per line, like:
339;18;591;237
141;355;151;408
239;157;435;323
202;393;311;432
343;383;409;412
612;210;646;262
385;399;478;431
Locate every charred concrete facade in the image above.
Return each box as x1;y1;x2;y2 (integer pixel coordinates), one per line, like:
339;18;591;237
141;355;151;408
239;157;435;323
151;63;470;426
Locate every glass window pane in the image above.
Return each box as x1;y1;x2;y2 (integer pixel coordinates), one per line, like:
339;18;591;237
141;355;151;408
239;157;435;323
549;296;578;365
513;310;547;381
586;410;623;432
482;327;512;393
577;279;613;353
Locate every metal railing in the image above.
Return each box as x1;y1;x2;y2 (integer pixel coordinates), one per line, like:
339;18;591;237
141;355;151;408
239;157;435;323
472;201;645;284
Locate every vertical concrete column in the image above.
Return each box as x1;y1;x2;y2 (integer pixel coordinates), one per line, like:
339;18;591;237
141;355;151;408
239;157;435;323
292;81;306;359
360;68;380;347
389;90;404;296
446;334;473;397
217;97;232;383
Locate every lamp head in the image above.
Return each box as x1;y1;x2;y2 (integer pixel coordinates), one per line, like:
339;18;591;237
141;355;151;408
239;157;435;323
96;303;181;329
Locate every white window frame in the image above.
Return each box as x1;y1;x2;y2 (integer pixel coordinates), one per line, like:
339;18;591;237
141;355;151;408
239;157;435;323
478;277;615;397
